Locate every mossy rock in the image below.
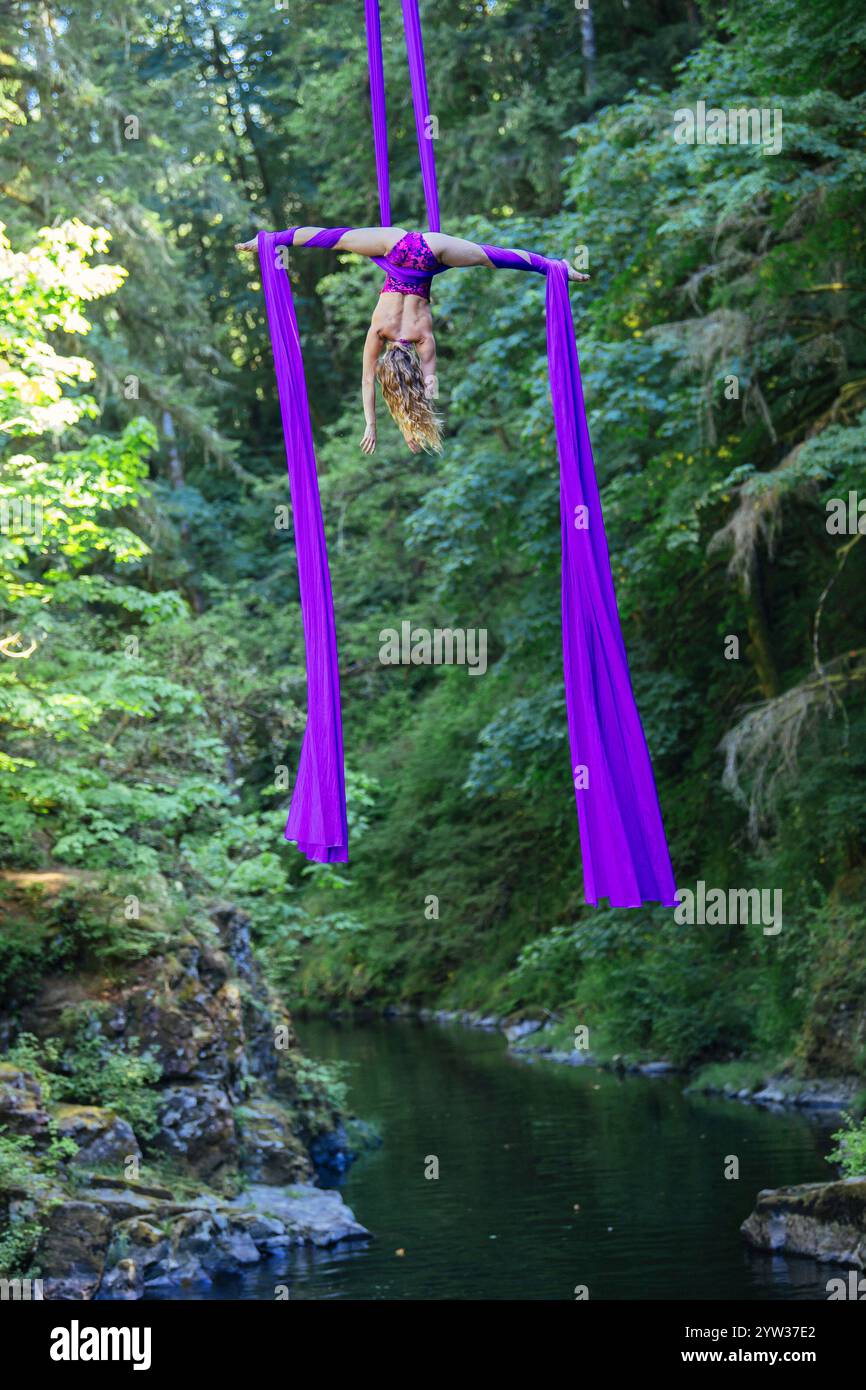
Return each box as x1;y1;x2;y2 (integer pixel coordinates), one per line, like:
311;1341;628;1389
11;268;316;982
236;1097;312;1184
0;1064;49;1138
741;1178;866;1269
53;1104;142;1170
152;1083;237;1181
36;1197;113;1299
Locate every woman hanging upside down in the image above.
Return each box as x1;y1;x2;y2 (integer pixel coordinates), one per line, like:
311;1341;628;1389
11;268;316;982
237;226;589;455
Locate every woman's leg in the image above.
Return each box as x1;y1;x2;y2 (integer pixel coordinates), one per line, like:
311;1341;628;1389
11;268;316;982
424;232;531;269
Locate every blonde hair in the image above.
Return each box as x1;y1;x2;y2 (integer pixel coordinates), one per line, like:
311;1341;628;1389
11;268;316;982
376;342;442;452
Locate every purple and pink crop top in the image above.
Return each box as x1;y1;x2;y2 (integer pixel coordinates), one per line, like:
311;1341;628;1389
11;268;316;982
380;231;441;300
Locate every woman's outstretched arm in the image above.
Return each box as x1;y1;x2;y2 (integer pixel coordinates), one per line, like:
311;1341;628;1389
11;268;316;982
360;327;384;455
416;330;437;400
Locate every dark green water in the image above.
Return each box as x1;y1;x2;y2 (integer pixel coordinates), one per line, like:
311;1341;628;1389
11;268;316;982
215;1018;845;1300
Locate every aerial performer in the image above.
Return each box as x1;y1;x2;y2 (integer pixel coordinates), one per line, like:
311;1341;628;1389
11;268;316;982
239;0;678;911
237;226;589;454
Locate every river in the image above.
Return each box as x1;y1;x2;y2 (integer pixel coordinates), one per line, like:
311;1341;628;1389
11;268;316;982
189;1017;847;1300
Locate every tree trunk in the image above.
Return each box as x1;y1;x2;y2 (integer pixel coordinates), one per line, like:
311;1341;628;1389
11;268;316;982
579;2;597;99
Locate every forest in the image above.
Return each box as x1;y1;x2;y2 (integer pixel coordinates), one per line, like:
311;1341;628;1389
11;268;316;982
0;0;865;1304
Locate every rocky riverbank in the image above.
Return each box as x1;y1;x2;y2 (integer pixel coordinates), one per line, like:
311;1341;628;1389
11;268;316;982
27;1175;368;1300
0;875;370;1299
407;1006;863;1113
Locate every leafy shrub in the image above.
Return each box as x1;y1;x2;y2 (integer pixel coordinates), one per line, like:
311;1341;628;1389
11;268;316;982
0;1130;38;1196
284;1054;352;1136
827;1114;866;1179
0;1217;43;1277
6;1026;162;1141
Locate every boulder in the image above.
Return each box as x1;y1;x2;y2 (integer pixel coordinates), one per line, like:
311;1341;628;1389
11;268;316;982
0;1063;50;1139
741;1177;866;1268
227;1209;290;1254
100;1208;263;1296
103;1215;200;1293
503;1019;544;1044
229;1183;369;1247
37;1199;113;1300
123;971;245;1083
153;1083;236;1179
793;1079;859;1110
97;1257;140;1301
753;1084;787;1105
236;1097;312;1184
53;1105;142;1170
94;1184;369;1297
167;1208;261;1277
78;1176;184;1222
307;1123;356;1182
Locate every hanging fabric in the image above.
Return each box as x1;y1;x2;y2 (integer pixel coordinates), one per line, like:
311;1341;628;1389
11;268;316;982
399;0;441;231
258;228;348;863
364;0;391;225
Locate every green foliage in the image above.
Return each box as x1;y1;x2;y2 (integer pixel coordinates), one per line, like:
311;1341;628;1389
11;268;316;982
283;1054;353;1137
7;1027;163;1141
0;1129;38;1195
827;1114;866;1179
0;876;182;1007
690;1060;779;1094
0;1122;77;1276
0;1216;42;1277
53;1036;162;1140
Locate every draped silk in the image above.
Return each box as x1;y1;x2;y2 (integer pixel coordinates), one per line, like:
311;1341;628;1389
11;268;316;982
257;2;677;905
258;228;348;862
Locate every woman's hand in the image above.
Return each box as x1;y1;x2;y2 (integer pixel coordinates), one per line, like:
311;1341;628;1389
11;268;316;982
566;262;590;283
360;423;377;455
235;237;258;252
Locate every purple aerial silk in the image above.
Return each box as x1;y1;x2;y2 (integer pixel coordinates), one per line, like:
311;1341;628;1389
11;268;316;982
257;222;446;864
400;0;440;231
478;245;675;905
547;277;676;905
365;0;441;230
364;0;390;225
258;1;677;905
258;228;348;862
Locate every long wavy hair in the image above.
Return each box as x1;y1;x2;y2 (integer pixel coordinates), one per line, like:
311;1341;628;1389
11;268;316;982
376;341;442;452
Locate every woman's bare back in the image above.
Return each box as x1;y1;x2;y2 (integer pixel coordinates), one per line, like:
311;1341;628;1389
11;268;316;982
370;290;433;343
